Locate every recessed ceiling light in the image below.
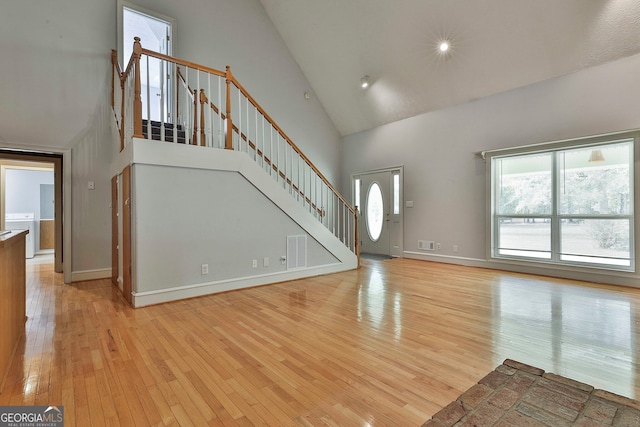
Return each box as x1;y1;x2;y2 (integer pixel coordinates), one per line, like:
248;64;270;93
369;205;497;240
361;75;370;89
439;41;450;53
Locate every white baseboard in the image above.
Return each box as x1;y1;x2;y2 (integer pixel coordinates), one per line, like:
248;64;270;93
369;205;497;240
404;251;487;268
403;251;640;288
132;262;356;307
71;268;112;282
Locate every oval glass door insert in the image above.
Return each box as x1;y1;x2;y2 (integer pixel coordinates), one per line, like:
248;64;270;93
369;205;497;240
366;182;384;241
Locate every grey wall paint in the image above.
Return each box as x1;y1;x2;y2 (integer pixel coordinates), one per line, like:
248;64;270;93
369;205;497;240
71;97;119;272
1;0;342;275
342;53;640;272
133;164;338;292
123;0;342;185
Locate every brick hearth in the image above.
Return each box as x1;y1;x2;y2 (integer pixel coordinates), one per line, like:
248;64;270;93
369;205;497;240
422;359;640;427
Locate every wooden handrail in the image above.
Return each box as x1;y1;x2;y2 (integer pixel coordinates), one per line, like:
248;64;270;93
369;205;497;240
111;50;119;110
110;49;126;150
202;99;325;217
229;76;355;215
112;41;357;250
140;50;349;214
140;48;226;78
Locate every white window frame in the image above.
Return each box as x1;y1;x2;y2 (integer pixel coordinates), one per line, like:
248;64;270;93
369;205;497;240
485;130;638;272
117;1;177;67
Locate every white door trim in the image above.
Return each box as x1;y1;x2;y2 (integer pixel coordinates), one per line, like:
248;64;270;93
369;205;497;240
351;166;404;257
117;1;177;66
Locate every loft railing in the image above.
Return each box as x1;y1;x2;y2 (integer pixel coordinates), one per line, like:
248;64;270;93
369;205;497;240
111;38;359;258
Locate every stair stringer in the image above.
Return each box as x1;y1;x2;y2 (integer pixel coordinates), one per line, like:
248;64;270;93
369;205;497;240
113;139;357;307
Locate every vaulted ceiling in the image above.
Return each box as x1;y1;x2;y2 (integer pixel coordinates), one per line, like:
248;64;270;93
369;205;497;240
259;0;640;136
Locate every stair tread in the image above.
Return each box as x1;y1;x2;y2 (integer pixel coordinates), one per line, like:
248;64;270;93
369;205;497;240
142;119;184;131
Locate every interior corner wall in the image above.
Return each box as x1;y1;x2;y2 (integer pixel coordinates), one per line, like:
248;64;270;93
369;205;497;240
122;0;342;187
71;88;121;275
342;53;640;280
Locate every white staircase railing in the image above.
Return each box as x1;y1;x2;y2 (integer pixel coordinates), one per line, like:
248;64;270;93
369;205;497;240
111;39;359;259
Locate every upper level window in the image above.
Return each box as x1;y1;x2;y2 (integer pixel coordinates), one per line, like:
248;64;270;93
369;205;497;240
489;133;635;271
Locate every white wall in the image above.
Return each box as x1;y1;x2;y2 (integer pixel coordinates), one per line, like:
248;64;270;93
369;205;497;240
342;52;640;285
0;0;342;278
133;164;338;294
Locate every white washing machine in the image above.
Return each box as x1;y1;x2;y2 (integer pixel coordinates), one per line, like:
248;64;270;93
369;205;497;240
5;213;35;258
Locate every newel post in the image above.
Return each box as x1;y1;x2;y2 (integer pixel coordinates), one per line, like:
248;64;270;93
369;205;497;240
225;65;233;150
132;37;143;138
110;49;117;110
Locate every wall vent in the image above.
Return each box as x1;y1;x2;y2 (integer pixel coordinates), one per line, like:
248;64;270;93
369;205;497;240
287;235;307;269
418;240;435;251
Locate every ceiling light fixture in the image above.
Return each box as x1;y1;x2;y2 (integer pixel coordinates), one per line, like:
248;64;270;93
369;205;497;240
588;149;605;163
360;75;370;89
439;41;450;53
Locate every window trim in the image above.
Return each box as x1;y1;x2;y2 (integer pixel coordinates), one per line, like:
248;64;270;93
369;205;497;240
485;130;639;273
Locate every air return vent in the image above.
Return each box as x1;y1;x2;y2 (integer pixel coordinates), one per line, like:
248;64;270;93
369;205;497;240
418;240;435;251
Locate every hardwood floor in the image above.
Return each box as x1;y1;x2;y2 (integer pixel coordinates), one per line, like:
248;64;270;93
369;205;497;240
1;258;640;426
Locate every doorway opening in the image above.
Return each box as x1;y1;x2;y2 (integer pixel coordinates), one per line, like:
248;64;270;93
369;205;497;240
119;2;175;123
0;151;63;273
352;167;404;258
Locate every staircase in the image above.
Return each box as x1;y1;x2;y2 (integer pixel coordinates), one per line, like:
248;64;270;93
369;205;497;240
141;120;187;144
111;38;359;262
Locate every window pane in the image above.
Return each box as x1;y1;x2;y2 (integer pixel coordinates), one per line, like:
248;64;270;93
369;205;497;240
366;183;384;242
498;217;551;259
496;153;552;215
560;219;630;266
393;174;400;215
559;142;631;215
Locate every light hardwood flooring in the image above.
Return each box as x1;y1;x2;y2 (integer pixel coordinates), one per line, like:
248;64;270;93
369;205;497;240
1;258;640;426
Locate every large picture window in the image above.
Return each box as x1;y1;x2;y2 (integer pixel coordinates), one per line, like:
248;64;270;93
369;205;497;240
490;135;635;270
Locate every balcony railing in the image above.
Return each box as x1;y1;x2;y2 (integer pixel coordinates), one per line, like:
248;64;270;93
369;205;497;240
111;38;359;259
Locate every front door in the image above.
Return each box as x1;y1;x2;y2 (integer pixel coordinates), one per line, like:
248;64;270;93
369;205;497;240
359;171;391;256
354;168;403;257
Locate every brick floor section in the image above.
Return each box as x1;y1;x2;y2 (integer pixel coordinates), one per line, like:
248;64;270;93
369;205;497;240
422;359;640;427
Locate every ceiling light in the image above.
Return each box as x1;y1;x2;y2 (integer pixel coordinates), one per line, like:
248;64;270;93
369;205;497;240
439;41;450;52
360;75;370;89
588;149;605;163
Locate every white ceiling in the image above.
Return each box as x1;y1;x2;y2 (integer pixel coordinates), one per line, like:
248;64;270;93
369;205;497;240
259;0;640;136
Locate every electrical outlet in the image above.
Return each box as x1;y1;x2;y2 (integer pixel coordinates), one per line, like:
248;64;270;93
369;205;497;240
436;242;441;250
280;256;287;265
201;264;209;275
263;257;269;267
453;244;458;253
252;259;258;268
